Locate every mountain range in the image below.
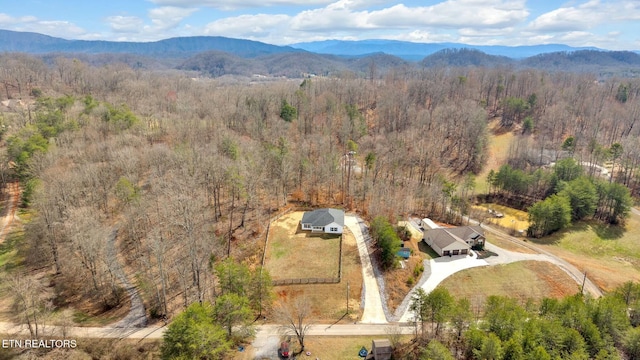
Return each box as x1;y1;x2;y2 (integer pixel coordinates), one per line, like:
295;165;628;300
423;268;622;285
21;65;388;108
2;29;640;78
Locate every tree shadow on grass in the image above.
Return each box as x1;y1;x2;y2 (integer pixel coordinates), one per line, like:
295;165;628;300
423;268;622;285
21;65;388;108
591;222;625;240
0;230;21;270
527;221;625;246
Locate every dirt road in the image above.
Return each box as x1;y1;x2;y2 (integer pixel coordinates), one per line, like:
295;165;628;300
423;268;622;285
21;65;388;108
0;182;19;244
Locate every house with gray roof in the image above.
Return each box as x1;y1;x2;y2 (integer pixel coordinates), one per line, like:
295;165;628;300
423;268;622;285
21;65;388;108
423;225;485;257
300;208;344;234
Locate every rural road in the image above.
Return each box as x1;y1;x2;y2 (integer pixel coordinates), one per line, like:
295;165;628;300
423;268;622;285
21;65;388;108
0;321;414;340
345;215;387;323
0;182;19;245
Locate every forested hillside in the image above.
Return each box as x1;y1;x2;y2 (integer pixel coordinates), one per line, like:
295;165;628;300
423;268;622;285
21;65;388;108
1;51;640;358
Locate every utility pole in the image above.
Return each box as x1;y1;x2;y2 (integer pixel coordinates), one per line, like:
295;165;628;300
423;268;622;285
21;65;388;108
346;280;350;315
581;271;587;295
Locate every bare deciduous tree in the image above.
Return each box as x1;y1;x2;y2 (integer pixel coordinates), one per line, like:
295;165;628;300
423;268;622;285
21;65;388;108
275;297;314;352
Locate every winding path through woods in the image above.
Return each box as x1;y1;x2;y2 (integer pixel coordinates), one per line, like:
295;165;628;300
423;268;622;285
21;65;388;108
0;182;19;245
106;228;147;328
0;183;146;328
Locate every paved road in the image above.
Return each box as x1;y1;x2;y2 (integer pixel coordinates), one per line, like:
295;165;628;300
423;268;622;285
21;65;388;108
345;215;387;323
0;322;413;340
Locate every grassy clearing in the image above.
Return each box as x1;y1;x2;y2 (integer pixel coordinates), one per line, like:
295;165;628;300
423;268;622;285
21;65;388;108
475;122;516;195
528;215;640;292
0;227;22;271
439;261;580;307
265;212;341;280
473;203;530;232
271;223;363;321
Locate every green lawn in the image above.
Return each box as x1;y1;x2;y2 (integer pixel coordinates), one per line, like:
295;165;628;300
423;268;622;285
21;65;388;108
0;227;23;271
532;215;640;259
527;214;640;291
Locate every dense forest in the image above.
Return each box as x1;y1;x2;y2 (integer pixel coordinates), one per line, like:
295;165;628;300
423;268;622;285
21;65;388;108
1;51;640;358
405;283;640;360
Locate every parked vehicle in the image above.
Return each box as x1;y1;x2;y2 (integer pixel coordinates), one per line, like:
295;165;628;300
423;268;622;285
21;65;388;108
280;341;290;358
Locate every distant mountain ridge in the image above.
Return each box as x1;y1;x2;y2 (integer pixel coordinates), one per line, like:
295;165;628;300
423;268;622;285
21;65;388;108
290;39;604;60
0;29;302;58
2;29;640;78
0;29;615;60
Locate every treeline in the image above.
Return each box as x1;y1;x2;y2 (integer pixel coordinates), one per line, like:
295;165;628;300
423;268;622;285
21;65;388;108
405;282;640;359
488;157;633;237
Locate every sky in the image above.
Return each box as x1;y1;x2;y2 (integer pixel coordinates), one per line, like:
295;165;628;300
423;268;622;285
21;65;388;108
1;0;639;50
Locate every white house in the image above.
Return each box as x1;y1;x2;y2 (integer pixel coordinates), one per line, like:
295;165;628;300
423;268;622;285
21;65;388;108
300;208;344;234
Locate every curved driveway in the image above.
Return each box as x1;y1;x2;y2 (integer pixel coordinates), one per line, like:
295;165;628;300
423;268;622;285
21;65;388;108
396;221;603;323
345;215;387;323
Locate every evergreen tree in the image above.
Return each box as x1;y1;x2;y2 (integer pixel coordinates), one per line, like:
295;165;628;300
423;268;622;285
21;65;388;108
162;302;231;360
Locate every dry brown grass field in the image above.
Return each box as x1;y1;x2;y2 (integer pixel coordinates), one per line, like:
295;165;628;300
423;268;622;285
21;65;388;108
265;211;341;280
473;203;530;232
265;212;363;321
439;261;581;307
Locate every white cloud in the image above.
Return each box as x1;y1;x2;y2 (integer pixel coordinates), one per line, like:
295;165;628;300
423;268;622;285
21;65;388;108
149;6;198;30
528;0;640;32
106;15;145;33
0;13;86;39
204;13;290;38
367;0;529;29
0;13;38;25
149;0;333;10
385;30;457;43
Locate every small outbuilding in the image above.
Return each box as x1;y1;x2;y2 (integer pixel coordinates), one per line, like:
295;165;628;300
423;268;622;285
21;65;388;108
366;339;392;360
300;208;344;234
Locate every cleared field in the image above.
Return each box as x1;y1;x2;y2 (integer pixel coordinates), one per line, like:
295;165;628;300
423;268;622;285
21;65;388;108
267;212;363;321
475;122;515;195
439;261;580;305
529;215;640;292
474;203;530;233
265;212;340;280
272;233;363;320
